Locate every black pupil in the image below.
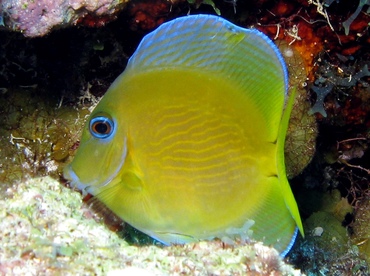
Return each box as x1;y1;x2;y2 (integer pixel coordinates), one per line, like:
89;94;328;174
95;122;109;134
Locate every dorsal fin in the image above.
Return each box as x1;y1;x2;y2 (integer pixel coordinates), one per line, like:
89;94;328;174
123;14;288;141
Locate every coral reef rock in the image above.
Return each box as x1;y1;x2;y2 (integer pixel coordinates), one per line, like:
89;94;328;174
1;0;129;37
0;176;303;275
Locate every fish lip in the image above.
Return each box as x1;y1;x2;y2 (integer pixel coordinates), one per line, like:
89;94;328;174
63;165;92;196
62;159;121;196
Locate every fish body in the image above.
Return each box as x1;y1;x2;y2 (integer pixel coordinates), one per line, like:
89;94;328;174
64;14;304;255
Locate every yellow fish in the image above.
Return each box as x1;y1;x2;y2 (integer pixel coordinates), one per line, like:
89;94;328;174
63;14;304;255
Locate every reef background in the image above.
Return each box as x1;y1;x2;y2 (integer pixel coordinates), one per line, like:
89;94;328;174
0;0;370;275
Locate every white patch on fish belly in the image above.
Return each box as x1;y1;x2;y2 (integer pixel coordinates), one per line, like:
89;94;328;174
221;220;255;244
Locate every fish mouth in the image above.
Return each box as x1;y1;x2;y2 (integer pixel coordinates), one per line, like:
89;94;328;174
63;163;119;196
63;164;92;196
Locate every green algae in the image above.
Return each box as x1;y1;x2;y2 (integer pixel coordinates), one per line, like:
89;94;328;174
278;41;318;178
290;188;369;275
0;88;90;187
351;196;370;265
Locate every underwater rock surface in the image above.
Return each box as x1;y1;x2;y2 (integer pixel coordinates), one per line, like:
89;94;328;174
0;88;90;184
0;176;303;275
0;0;129;37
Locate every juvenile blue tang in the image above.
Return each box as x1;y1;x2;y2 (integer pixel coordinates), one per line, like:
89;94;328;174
63;14;304;255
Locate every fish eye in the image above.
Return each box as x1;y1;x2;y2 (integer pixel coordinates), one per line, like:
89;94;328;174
89;116;114;139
